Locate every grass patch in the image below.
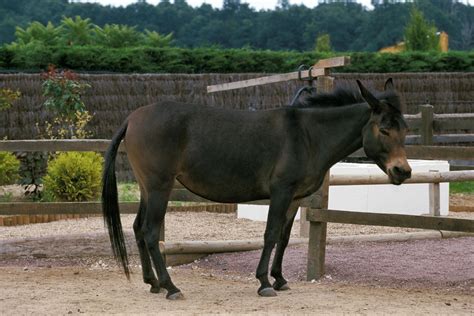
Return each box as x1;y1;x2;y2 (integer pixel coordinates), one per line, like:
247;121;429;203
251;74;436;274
118;182;140;202
116;182;205;206
450;181;474;194
0;192;13;202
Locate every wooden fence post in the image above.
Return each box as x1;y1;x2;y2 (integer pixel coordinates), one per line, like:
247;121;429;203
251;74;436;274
429;182;441;216
420;104;434;145
306;172;330;280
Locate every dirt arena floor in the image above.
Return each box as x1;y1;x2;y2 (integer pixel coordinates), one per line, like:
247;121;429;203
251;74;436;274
1;210;473;315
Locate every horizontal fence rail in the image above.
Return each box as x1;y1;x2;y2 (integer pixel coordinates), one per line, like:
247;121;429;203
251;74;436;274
330;170;474;186
349;145;474;161
1;170;472;216
307;209;474;232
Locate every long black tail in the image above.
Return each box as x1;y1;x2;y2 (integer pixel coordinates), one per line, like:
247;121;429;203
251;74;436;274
102;121;130;279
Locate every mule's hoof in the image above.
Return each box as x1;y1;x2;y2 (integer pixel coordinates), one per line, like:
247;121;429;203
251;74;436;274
274;283;290;291
150;286;161;294
258;287;277;297
167;291;184;300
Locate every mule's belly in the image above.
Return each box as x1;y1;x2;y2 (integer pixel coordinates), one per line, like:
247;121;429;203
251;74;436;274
176;172;269;203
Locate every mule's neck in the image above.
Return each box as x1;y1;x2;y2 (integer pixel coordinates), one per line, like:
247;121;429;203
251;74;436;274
302;103;371;171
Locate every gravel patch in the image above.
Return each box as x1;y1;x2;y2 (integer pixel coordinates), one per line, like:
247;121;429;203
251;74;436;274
1;211;473;241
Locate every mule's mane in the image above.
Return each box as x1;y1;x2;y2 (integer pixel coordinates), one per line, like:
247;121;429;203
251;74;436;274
295;85;402;113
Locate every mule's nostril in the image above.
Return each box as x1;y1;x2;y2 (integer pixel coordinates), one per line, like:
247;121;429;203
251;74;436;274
393;166;411;179
393;166;402;175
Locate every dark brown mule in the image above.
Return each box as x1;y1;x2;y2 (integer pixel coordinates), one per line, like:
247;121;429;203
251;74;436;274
102;79;412;299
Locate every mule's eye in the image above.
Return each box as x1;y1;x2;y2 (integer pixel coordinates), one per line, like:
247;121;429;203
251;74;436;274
380;128;390;136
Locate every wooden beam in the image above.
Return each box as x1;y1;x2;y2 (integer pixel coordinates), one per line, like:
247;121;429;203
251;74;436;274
329;170;474;186
207;56;350;93
0;139;125;152
405;145;474;160
160;238;308;255
434;113;474;131
406;134;474;145
306;209;474;232
0;202;139;215
349;145;474;160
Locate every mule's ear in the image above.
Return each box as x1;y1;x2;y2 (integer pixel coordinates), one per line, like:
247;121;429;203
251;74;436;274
384;78;394;91
357;80;382;113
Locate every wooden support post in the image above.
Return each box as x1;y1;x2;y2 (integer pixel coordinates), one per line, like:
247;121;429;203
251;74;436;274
306;221;327;281
429;182;440;216
299;208;309;237
420;104;434;145
316;75;334;93
306;172;330;280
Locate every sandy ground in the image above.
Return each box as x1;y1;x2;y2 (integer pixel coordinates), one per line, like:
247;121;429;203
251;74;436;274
1;209;473;315
1;265;472;315
1;185;473;314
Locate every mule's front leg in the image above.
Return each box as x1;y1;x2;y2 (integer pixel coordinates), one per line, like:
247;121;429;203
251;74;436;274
270;201;299;291
256;190;294;297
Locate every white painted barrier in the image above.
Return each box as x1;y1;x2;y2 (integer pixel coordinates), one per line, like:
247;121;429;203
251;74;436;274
237;160;450;221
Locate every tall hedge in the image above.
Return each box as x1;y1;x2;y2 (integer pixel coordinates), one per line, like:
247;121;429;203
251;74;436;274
0;45;472;73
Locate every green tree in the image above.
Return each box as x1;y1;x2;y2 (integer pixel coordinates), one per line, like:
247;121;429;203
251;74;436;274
93;24;142;48
60;16;94;46
143;30;173;47
404;7;439;51
315;33;332;52
12;21;61;46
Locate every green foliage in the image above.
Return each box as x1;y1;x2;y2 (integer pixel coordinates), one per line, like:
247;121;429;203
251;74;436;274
0;192;13;202
143;30;174;48
315;34;332;53
94;24;142;48
0;152;20;185
43;152;103;202
0;88;21;111
450;181;474;194
404;8;439;52
0;45;472;73
7;17;173;50
0;1;472;51
60;16;94;46
118;182;140;202
12;21;61;47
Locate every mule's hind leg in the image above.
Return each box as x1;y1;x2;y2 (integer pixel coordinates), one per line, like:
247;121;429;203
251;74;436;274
270;202;299;291
133;197;160;293
255;189;294;297
142;187;182;300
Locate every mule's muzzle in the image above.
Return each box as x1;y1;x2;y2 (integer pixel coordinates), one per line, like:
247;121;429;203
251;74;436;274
388;165;412;185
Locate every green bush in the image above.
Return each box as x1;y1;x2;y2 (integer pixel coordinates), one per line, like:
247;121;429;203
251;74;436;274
43;152;103;202
0;151;20;185
0;45;473;73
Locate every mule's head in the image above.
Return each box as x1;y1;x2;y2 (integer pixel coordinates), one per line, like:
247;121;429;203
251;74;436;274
357;79;412;185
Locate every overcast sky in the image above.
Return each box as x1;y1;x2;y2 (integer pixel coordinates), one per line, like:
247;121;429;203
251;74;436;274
84;0;377;10
85;0;471;10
